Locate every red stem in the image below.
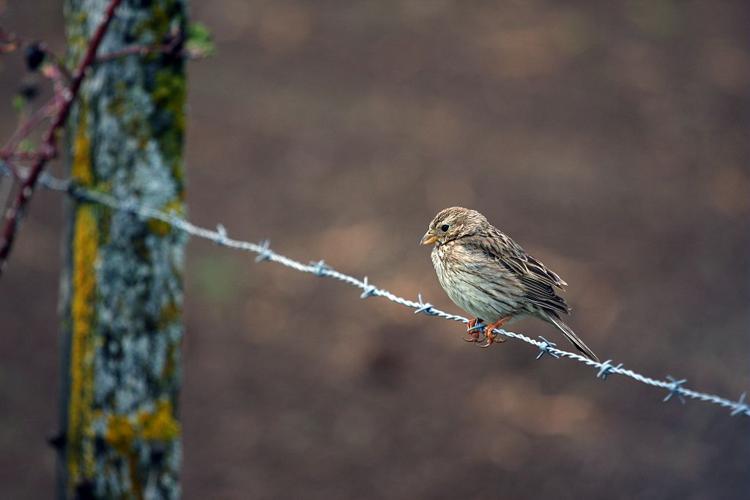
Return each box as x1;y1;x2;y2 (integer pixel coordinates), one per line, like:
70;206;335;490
95;29;184;64
0;0;124;276
0;150;54;163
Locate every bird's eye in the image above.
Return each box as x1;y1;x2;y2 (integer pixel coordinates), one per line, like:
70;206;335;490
440;224;450;232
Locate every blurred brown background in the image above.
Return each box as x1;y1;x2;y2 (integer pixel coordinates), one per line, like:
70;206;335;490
1;1;749;498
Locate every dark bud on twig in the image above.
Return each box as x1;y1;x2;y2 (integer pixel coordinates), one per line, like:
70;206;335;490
18;82;39;101
24;42;45;71
0;28;20;54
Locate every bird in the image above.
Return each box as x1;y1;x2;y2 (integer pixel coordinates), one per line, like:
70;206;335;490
420;206;598;361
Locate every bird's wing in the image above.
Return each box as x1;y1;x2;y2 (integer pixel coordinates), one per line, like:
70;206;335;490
467;228;570;315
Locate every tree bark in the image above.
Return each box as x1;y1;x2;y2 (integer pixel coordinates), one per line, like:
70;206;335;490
59;1;187;498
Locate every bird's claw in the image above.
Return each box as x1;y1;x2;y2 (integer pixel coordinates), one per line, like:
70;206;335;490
479;334;507;348
464;318;483;342
479;330;495;348
477;318;509;348
463;317;508;347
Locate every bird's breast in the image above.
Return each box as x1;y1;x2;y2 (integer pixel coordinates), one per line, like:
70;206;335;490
430;241;522;321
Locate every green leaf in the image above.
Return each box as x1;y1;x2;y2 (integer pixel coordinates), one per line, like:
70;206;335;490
186;22;215;58
18;138;34;152
12;94;26;112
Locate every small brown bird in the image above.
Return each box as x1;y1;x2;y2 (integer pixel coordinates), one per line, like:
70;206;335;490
421;207;598;361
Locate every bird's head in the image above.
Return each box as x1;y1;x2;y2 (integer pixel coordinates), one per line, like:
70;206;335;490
420;206;488;246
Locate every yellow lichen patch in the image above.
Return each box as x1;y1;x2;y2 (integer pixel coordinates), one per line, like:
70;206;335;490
104;400;181;457
147;198;184;236
105;414;137;455
147;219;171;237
104;412;144;500
102;400;179;500
71;105;93;185
140;400;181;441
67;205;99;486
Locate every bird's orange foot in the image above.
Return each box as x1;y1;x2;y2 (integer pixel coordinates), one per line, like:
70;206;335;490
464;318;484;343
479;318;509;348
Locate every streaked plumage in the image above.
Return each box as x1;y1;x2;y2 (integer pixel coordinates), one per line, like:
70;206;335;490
421;207;598;361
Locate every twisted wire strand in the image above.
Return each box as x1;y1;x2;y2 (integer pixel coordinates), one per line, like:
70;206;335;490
2;163;748;419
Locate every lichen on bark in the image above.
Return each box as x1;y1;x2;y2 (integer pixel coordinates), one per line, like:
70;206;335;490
59;1;187;498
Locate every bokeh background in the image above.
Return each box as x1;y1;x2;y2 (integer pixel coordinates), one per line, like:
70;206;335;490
1;1;749;498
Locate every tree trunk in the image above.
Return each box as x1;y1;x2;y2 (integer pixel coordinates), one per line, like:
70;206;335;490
58;1;187;498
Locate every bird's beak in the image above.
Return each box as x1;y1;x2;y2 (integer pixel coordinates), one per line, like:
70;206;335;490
420;231;438;246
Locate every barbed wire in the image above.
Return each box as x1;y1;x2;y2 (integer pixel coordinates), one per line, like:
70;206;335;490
2;162;748;419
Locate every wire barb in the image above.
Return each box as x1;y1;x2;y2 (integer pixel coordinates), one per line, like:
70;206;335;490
663;376;687;404
596;360;623;380
730;393;748;417
467;322;485;332
215;224;229;245
254;239;272;263
360;276;377;299
414;293;436;316
310;259;330;276
535;336;560;360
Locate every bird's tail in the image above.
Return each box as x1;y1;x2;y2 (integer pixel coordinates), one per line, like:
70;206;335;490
543;313;599;362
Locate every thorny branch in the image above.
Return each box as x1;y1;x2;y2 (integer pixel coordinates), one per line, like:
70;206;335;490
0;6;213;276
93;26;201;64
0;0;124;276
